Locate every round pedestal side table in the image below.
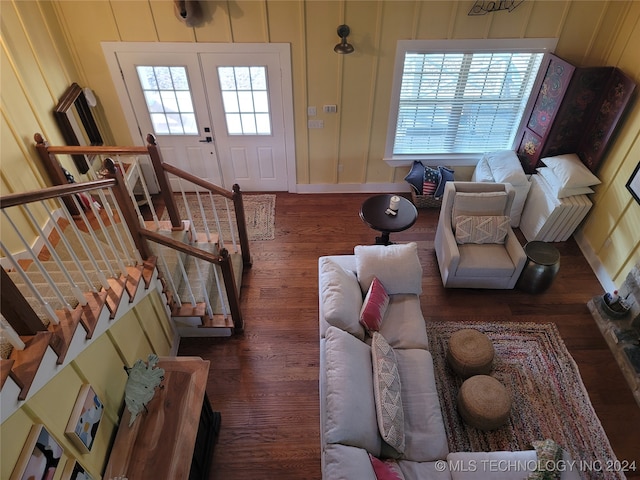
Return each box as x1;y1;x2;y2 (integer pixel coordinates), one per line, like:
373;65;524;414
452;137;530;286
359;194;418;245
516;241;560;294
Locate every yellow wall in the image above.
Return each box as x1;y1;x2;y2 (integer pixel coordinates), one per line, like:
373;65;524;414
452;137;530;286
0;289;173;479
0;2;638;288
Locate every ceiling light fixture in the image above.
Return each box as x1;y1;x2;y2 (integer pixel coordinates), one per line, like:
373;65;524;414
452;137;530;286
334;25;354;54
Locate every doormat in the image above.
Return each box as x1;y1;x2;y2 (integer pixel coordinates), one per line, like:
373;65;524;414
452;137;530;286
163;193;275;241
426;321;624;480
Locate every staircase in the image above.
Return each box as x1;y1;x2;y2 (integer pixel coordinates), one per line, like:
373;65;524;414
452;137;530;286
0;133;251;418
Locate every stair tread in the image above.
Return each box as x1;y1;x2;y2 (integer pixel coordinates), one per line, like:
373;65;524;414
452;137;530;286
10;331;53;400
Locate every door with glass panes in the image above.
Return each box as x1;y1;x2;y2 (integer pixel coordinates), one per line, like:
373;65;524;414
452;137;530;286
116;49;289;191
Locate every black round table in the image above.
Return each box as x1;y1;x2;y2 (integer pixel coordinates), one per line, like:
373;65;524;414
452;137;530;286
516;241;561;293
359;194;418;245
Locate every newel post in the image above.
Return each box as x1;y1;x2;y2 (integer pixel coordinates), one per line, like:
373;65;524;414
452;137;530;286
1;268;48;335
218;248;244;333
232;184;252;268
146;134;182;229
103;159;152;260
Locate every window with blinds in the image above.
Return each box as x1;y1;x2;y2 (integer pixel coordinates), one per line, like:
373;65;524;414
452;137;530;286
384;39;557;164
393;51;543;155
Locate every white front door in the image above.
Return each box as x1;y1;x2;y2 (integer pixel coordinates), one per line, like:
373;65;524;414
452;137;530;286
105;43;294;192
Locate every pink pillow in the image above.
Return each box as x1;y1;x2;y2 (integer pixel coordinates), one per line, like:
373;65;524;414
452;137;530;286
359;277;389;332
369;454;405;480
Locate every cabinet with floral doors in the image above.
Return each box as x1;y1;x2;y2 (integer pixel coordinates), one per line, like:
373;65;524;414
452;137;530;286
515;53;635;174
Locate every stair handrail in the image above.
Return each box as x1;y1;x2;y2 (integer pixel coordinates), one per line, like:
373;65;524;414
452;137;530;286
144;134;252;268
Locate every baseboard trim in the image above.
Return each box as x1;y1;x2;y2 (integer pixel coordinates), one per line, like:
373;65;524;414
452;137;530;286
295;183;411;194
573;229;614;292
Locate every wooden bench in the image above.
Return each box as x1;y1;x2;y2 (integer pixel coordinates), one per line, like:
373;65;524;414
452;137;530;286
104;356;220;480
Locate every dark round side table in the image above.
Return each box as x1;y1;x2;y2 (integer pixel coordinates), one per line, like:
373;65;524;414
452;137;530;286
359;194;418;245
516;241;561;293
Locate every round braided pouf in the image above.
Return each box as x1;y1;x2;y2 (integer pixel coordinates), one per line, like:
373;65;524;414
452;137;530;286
457;375;511;431
446;328;494;378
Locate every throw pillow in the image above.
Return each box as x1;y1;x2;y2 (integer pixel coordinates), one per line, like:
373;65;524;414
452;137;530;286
452;191;508;220
360;277;390;333
368;454;406;480
536;167;594;198
485;150;528;186
528;439;563;480
540;153;601;188
371;332;405;455
355;243;422;295
454;215;510;244
435;166;455;198
404;161;425;194
423;166;440;196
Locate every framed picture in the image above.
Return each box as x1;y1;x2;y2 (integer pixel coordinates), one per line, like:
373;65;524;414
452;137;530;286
65;385;104;453
11;424;63;480
626;161;640;205
61;459;94;480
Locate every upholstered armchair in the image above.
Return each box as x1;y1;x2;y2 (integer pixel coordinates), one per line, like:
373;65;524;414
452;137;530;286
434;182;527;289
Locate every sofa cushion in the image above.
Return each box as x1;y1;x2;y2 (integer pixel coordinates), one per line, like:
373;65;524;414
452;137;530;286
324;326;382;455
372;332;405;454
369;454;406;480
355;243;423;295
446;451;536;480
454;215;510;245
379;294;429;350
319;257;365;340
398;460;453;479
323;444;376;479
360;277;390;333
395;349;449;462
456;244;515;277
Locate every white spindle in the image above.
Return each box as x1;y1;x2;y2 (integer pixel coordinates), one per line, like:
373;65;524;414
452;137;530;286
159;255;181;308
212;263;229;318
176;254;197;307
136;158;161;229
22;204;88;307
74;195;127;276
192;254;213;319
177;178;197;240
103;189;142;265
42;201;98;293
62;197;118;280
0;242;59;325
223;197;239;252
207;192;225;250
194;190;212;243
0;315;26;351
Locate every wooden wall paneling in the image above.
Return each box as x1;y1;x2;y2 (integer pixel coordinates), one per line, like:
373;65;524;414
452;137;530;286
133;295;173;356
554;1;606;65
305;2;341;184
148;0;195;42
266;0;309;184
147;289;175;347
487;0;534;39
615;3;640;74
450;1;492;39
110;1;158;41
365;2;413;184
585;1;632;67
228;1;269;43
194;0;233;43
338;1;380;184
108;311;155;370
525;1;570;38
414;1;457;39
13;1;70;99
0;409;36;479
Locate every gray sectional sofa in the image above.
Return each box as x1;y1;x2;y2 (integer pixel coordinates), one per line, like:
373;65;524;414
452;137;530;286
318;242;581;479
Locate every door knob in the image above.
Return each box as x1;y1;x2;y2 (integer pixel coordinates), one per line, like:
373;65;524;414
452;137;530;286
199;136;213;143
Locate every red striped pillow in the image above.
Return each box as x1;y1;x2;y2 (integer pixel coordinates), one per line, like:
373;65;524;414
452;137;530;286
359;277;389;332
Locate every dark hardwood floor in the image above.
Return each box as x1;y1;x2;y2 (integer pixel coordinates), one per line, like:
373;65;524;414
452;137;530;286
175;192;640;479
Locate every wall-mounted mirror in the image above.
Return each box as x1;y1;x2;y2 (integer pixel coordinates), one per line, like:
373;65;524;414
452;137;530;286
54;82;103;174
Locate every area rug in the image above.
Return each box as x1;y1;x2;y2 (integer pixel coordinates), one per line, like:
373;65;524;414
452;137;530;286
427;321;624;480
162;193;275;241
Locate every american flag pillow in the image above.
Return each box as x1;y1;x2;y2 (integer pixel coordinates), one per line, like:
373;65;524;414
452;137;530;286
422;166;440;196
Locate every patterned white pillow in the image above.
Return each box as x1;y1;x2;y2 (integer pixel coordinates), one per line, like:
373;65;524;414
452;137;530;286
371;332;405;454
455;215;510;244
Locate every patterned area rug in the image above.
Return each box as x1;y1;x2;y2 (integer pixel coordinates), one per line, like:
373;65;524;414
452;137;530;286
162;193;275;241
427;321;623;480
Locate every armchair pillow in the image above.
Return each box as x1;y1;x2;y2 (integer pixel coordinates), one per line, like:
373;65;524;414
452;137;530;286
355;243;422;295
360;277;390;333
452;191;508;220
454;215;510;244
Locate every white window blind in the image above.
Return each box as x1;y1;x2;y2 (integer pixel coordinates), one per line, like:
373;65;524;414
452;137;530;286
393;51;543;155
